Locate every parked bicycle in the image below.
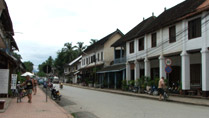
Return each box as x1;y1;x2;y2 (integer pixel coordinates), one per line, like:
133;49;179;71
16;85;24;103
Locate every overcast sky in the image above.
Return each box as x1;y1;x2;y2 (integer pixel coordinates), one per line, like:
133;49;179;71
6;0;184;70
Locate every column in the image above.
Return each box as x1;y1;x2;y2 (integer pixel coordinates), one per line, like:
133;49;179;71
126;62;131;81
159;55;166;79
181;51;190;94
201;48;209;97
134;60;140;83
114;73;117;89
107;73;110;88
201;12;209;97
122;69;125;81
144;57;150;77
102;74;104;87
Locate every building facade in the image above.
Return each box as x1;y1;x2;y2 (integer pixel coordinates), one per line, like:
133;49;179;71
80;29;124;85
125;0;209;97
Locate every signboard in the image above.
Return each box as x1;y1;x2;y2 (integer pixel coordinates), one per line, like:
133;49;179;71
11;74;17;89
165;58;172;66
165;66;172;73
0;69;9;94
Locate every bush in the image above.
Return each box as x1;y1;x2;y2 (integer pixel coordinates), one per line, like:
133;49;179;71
154;77;160;88
128;80;135;86
122;80;128;91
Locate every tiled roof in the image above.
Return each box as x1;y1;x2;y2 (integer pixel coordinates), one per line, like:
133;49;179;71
136;0;206;37
111;16;155;47
84;29;124;53
112;0;208;47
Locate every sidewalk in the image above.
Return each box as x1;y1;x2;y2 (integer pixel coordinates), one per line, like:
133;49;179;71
66;84;209;107
0;87;73;118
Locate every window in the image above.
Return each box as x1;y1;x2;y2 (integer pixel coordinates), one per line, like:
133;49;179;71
86;58;88;65
83;59;85;65
151;33;157;47
89;57;90;64
97;53;100;61
169;26;176;43
138;38;144;51
93;55;96;62
101;52;103;61
129;41;134;53
188;17;201;39
91;55;96;63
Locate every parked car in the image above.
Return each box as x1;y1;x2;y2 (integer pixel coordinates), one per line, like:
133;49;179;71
53;77;59;83
38;79;44;85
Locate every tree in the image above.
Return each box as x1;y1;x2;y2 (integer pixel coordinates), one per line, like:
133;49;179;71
54;42;79;76
37;56;54;77
12;52;22;60
89;39;98;45
23;61;34;72
76;42;87;55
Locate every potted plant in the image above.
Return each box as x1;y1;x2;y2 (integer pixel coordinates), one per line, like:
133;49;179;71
138;76;146;93
122;80;128;91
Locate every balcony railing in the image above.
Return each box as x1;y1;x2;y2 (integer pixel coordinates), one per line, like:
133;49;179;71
114;57;126;64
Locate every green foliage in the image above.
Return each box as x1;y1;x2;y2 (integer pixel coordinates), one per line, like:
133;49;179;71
38;56;54;76
23;61;34;72
137;76;151;88
121;80;128;91
54;42;79;76
76;42;87;55
89;39;98;45
37;71;46;77
128;80;135;86
154;77;160;87
12;52;22;60
17;72;25;83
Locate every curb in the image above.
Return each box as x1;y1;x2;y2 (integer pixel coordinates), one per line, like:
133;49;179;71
65;84;209;107
39;87;74;118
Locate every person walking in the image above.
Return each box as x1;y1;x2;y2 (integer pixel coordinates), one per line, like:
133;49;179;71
33;78;38;95
158;77;165;100
21;75;34;103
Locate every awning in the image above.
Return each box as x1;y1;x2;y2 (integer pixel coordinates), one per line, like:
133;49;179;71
96;64;126;73
74;71;80;75
79;63;104;70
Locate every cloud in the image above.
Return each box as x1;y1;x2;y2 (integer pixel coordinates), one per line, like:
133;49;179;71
6;0;185;70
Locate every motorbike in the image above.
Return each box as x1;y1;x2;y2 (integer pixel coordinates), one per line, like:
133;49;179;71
51;87;61;101
59;83;63;89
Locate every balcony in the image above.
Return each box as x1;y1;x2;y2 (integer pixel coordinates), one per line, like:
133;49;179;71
114;57;126;64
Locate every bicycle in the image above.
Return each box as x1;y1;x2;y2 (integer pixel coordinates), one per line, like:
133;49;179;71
163;89;169;101
16;85;24;103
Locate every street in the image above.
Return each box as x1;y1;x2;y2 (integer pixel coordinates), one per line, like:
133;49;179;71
53;84;209;118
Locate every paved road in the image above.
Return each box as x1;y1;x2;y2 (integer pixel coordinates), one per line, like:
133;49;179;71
54;84;209;118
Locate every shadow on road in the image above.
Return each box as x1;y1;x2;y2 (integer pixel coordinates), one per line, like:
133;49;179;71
72;111;99;118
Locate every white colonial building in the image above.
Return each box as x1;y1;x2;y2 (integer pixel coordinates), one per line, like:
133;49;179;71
125;0;209;97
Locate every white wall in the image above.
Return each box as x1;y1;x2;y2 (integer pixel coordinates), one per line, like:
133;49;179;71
126;11;209;62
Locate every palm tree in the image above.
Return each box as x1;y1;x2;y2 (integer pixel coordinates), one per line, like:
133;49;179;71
76;42;87;55
89;39;98;45
63;42;78;63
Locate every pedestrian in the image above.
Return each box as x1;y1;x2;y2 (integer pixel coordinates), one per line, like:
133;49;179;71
21;75;34;103
158;77;165;100
33;78;38;95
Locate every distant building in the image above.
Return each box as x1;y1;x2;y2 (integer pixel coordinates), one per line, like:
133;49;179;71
64;56;82;84
80;29;124;86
